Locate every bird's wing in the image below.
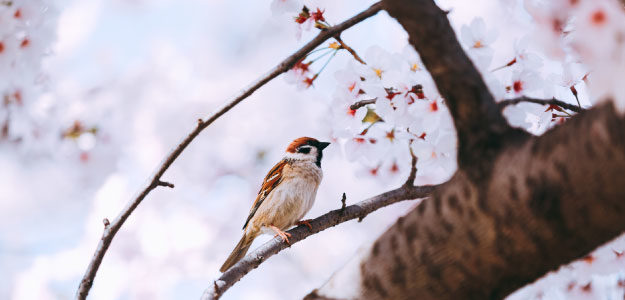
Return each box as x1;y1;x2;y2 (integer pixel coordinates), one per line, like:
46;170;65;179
242;159;288;230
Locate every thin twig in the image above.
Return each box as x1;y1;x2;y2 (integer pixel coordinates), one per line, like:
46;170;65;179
403;144;418;187
75;2;384;299
498;96;584;113
334;36;366;64
156;180;175;188
573;94;582;110
349;98;377;110
570;86;582;110
340;192;347;214
350;96;583;115
201;183;438;300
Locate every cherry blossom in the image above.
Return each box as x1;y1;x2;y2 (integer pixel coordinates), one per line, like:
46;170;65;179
408;97;452;136
285;59;312;89
508;69;543;96
510;37;544;70
325;41;459;182
400;45;425;75
366;122;411;158
333;61;365;99
0;0;59;150
329;93;368;138
293;6;315;39
545;61;588;106
4;0;625;299
460;17;497;69
410;128;456;182
343;135;380;163
519;0;625;112
357;45;399;82
569;0;625;112
461;18;497;50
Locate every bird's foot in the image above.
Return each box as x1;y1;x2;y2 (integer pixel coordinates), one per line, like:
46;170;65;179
296;219;313;231
269;225;292;245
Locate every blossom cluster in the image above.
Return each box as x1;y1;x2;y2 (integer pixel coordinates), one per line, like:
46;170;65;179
477;0;625;138
523;0;625;113
0;0;58;147
280;2;613;183
508;234;625;300
460;16;587;136
271;0;329;40
327;45;457;183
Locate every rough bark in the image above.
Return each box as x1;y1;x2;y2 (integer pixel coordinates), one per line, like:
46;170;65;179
309;103;625;300
305;0;625;299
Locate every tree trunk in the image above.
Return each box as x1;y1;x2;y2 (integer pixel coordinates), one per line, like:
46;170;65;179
310;103;625;300
305;0;625;298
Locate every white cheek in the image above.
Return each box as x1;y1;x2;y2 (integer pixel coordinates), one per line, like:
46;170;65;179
285;152;315;160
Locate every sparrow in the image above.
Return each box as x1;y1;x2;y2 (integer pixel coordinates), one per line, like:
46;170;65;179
219;137;330;272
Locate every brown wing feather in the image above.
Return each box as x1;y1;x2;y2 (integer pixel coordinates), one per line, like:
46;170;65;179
242;159;287;230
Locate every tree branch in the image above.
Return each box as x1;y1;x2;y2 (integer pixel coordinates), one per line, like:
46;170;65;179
499;96;584;113
156;180;175;188
350;98;377;110
403;144;418;187
335;36;366;65
201;184;439;300
350;96;584;125
75;3;384;299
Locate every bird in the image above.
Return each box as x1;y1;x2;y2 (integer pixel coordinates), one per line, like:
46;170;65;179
219;137;330;272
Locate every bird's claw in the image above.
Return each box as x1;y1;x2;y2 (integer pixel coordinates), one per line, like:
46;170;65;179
269;225;292;245
296;219;313;231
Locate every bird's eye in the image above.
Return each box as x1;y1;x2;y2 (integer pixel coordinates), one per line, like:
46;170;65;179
298;146;311;154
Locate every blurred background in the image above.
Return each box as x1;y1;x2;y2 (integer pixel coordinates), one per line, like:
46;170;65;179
1;0;624;299
1;0;422;298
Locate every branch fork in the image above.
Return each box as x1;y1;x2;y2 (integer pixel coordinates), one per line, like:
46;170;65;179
156;180;175;188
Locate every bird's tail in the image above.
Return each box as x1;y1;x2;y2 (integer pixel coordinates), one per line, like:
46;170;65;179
219;231;257;272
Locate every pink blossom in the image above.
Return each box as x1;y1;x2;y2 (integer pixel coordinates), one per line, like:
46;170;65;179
461;18;497;69
509;70;543;96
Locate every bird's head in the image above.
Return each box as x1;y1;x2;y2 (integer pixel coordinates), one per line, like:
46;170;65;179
285;137;330;167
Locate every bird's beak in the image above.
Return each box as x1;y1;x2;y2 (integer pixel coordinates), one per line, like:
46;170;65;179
318;142;330;150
